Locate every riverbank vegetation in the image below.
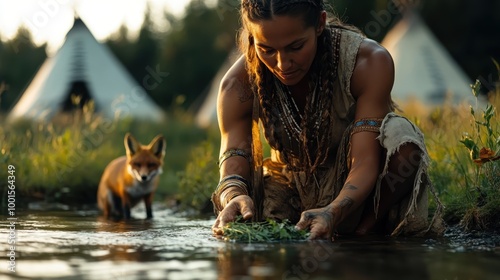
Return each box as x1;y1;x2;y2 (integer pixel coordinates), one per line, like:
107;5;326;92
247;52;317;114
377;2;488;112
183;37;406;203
426;81;499;231
0;105;219;206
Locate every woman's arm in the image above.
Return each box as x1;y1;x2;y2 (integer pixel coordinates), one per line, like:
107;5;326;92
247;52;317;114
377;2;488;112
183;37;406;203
217;56;253;179
296;38;395;239
332;38;394;222
212;56;255;234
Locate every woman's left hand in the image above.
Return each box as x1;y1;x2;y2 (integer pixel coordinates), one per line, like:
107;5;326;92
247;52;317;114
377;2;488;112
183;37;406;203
295;204;339;241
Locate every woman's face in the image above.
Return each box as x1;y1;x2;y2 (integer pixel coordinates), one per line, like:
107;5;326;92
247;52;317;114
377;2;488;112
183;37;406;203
249;13;325;86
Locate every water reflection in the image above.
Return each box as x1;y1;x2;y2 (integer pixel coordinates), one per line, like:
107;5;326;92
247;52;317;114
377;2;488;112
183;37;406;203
1;208;499;279
93;218;155;262
215;238;435;280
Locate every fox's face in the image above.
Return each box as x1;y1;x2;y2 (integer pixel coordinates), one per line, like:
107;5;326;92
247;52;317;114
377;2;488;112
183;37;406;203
125;133;166;183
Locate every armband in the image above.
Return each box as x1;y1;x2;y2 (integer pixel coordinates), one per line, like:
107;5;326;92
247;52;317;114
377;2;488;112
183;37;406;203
217;149;251;168
351;118;383;136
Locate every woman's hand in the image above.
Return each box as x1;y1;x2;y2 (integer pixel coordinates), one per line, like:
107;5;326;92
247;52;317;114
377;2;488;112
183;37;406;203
295;204;339;241
211;195;255;236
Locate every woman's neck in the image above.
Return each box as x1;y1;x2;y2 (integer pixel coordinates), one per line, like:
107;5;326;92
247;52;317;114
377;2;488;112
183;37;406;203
287;75;312;112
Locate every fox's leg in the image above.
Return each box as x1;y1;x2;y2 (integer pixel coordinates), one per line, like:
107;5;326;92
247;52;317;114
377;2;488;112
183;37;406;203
108;191;123;219
144;193;154;219
102;198;110;218
121;195;131;220
100;197;109;218
98;182;111;218
123;205;131;220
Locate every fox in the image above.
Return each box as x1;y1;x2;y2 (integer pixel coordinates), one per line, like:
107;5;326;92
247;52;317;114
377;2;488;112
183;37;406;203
97;133;166;220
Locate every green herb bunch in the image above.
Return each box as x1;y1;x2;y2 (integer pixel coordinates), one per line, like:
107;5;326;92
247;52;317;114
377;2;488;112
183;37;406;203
222;217;310;242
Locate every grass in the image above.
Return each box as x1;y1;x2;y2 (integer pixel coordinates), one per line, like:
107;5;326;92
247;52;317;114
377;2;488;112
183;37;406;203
0;104;219;208
455;85;499;230
176;140;220;213
407;79;500;231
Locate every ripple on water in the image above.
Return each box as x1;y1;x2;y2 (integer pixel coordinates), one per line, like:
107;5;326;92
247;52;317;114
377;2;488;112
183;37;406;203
2;209;500;280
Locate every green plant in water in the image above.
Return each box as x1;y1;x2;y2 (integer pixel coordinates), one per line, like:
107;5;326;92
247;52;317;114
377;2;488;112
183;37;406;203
223;216;309;242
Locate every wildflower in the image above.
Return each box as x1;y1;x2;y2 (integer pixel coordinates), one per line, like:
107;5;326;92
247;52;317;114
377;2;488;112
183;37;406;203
473;147;500;166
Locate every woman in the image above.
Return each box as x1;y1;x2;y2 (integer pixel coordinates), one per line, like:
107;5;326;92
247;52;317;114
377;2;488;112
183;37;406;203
211;0;444;240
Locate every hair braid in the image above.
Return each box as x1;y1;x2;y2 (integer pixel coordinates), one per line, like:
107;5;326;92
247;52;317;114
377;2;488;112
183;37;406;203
314;26;337;168
245;32;287;161
298;25;336;175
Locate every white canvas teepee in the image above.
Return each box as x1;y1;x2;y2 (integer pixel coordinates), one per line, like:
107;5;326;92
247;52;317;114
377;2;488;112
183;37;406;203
8;17;165;122
195;50;240;128
382;12;475;105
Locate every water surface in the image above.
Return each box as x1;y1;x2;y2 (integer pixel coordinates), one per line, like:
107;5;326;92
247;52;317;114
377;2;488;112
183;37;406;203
1;206;499;279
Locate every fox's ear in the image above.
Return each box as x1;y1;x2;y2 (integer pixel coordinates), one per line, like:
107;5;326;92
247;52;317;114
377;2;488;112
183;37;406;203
149;135;166;158
124;133;140;157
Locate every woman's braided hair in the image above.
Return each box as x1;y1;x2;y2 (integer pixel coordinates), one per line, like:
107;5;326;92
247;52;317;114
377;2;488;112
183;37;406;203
239;0;362;174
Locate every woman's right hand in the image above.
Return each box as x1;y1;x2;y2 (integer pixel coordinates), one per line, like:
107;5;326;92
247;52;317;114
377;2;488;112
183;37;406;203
211;195;254;236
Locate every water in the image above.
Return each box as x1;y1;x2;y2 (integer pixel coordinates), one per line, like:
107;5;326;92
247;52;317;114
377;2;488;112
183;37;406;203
1;205;500;280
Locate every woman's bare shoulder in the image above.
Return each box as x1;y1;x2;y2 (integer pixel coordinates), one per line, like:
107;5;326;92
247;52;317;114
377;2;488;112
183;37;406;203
219;55;253;104
217;55;254;128
350;38;395;99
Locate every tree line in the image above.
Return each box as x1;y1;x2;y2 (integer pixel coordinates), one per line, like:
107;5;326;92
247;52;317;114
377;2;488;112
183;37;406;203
0;0;498;113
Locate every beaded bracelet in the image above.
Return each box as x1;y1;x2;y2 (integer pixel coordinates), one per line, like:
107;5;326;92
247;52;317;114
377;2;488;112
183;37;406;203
211;174;249;213
217;148;251;168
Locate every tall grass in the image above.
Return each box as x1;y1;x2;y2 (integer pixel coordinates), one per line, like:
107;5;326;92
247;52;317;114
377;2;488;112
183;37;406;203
176;140;219;213
0;104;217;208
406;79;500;231
454;80;499;230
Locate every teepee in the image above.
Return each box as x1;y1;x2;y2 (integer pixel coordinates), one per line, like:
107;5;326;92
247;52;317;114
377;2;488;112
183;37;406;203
8;17;165;122
195;50;240;128
382;11;474;105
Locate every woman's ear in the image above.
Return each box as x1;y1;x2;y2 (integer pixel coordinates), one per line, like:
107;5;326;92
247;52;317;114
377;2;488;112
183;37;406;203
317;11;327;36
